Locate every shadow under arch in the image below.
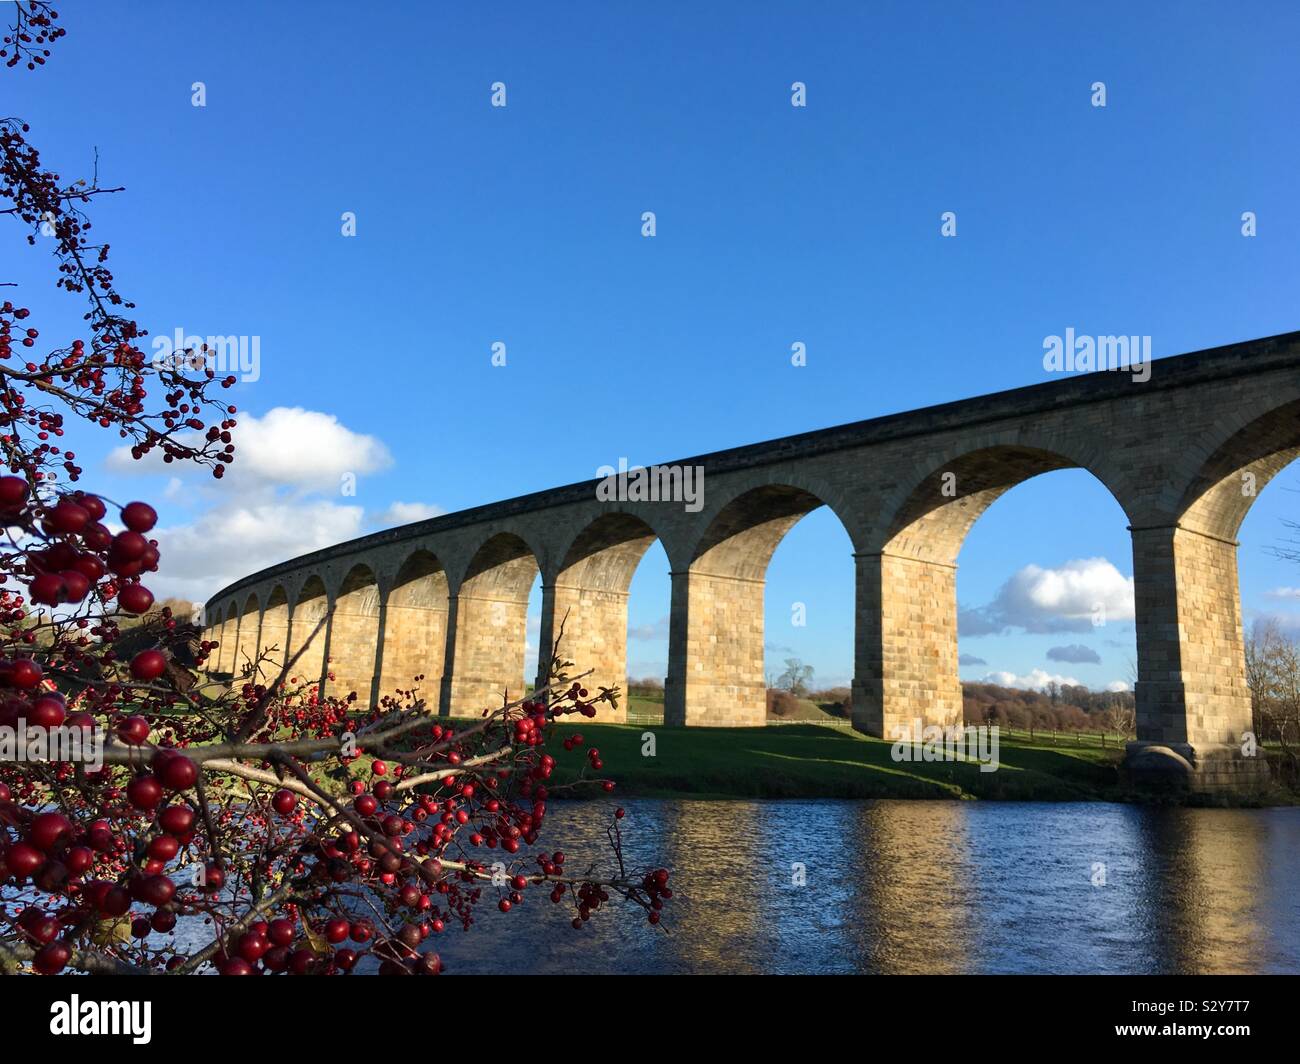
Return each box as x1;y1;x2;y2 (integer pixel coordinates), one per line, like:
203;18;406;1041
232;592;261;680
256;585;291;680
667;483;854;726
287;575;330;692
441;532;539;716
325;563;381;706
379;548;449;705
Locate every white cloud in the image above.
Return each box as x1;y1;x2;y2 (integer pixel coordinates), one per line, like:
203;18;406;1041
376;501;446;526
630;615;670;641
1046;643;1101;665
982;668;1080;690
109;406;392;491
1105;680;1132;692
961;558;1134;635
1264;587;1300;599
148;498;366;604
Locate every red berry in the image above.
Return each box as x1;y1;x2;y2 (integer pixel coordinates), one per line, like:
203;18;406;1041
28;571;66;606
27;694;66;729
29;811;73;852
236;932;269;963
126;774;163;810
118;583;154;614
58;570;91;602
75;494;107;521
138;874;176;906
6;842;44;878
159;805;195;835
46;500;90;534
116;715;150;744
0;476;30;511
8;658;42;689
268;917;295;946
120;501;158;533
152;750;198;791
271;789;297;815
33;940;71;975
130;649;167;682
109;530;148;562
148;835;180;861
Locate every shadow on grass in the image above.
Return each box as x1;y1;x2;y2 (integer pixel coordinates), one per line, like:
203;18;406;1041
549;722;1125;802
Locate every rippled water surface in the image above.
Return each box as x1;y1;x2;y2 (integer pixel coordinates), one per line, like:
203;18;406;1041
419;799;1300;974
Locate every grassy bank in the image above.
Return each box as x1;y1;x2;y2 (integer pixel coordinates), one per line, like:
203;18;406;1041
550;720;1130;801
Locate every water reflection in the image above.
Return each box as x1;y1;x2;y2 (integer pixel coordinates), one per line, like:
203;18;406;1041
413;800;1300;975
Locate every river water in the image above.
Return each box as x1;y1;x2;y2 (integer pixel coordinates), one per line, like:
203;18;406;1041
417;799;1300;975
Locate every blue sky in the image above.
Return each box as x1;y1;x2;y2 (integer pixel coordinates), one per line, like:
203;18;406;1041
6;1;1299;691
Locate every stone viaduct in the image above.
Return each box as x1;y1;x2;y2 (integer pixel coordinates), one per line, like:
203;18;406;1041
204;331;1300;791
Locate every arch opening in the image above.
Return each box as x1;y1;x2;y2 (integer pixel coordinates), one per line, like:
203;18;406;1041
539;513;662;722
670;484;845;727
860;446;1132;739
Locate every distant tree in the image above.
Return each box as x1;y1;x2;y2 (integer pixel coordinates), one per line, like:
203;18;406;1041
776;658;814;697
1245;617;1300;745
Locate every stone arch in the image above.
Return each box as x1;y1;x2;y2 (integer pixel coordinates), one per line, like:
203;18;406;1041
378;549;449;702
232;593;262;678
441;532;539;715
856;444;1132;739
536;512;661;719
287;575;330;692
255;585;291;681
1124;398;1300;754
325;563;382;705
1174;397;1300;542
667;482;853;726
879;443;1133;565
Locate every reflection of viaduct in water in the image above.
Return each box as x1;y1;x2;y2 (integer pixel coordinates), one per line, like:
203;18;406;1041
205;332;1300;793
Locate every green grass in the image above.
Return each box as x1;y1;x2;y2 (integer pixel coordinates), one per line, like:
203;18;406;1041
549;720;1129;801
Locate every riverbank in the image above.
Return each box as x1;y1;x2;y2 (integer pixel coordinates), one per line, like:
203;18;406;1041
548;721;1295;805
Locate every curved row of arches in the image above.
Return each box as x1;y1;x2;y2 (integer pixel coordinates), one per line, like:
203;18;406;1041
205;396;1300;777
